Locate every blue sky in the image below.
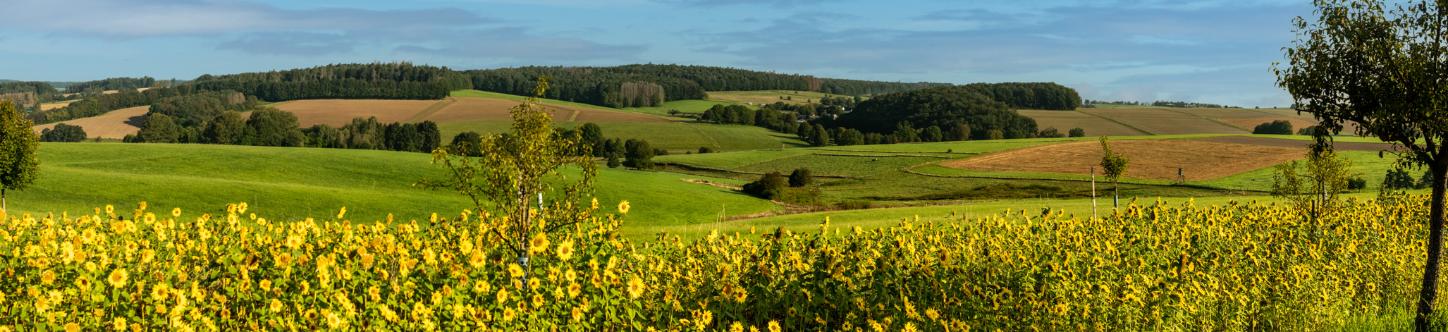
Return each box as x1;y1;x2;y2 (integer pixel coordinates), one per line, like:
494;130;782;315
0;0;1307;107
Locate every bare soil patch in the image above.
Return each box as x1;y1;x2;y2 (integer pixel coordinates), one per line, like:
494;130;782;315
424;98;667;124
271;99;442;126
39;100;78;111
32;106;148;139
941;139;1301;181
1191;136;1392;152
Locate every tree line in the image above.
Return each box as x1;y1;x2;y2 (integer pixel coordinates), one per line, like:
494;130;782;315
465;64;948;108
447;122;661;170
190;63;468;101
65;77;158;93
302;117;442;153
959;83;1081;110
833;85;1043;140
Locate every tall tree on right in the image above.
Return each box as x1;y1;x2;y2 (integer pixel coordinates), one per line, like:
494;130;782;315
1275;1;1448;329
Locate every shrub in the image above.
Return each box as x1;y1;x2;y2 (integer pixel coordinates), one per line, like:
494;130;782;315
1252;120;1294;135
1348;176;1367;190
40;123;87;142
624;139;655;169
742;172;789;199
698;146;714;154
1038;127;1064;138
450;131;483;157
1069;127;1086;137
1385;168;1421;190
788;168;813;187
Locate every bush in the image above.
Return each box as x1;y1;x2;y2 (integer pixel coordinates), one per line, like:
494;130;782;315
1252;120;1294;135
697;146;715;154
1347;176;1367;190
788;168;813;187
742;172;789;199
1385;168;1421;190
242;108;305;147
624;139;655;169
1037;127;1064;138
450;131;483;157
1069;127;1086;137
39;123;87;142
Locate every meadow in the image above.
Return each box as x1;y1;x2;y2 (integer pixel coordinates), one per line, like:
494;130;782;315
10;143;778;241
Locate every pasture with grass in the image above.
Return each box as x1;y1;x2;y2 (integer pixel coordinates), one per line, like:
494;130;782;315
8;0;1448;329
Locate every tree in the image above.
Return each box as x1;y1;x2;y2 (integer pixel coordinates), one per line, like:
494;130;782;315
0;101;38;211
416;121;441;153
1271;141;1354;221
203;112;246;144
243;108;305;147
922;126;944;142
1275;1;1448;328
624;139;655;169
788;168;813;187
742;172;789;200
579;123;605;157
809;124;831;147
1386;168;1423;190
1252;120;1294;135
1099;137;1129;208
1069;127;1086;137
450;131;483;157
424;78;597;270
137;113;181;143
40;123;87;142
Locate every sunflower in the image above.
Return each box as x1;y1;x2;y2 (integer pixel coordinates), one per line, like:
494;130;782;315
40;270;55;286
571;306;584;321
63;323;80;332
259;279;272;292
336;207;347;219
107;268;129;288
270;299;284;313
496;288;510;305
768;321;781;332
468;252;486;269
502;308;516;322
508;264;525;279
626;276;646;299
617;201;631;215
568;283;581;298
530;233;550;254
112;318;127;330
551;239;578;261
171;208;181;218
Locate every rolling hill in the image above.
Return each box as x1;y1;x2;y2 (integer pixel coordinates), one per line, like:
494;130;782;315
13;143;779;240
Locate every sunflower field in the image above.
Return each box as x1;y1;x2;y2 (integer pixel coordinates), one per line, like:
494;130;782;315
0;195;1434;331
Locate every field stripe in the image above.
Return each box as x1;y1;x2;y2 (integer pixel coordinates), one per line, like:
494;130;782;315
1157;108;1252;132
1073;110;1154;135
405;98;457;123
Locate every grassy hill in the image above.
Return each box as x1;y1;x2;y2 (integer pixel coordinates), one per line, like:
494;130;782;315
13;143;779;240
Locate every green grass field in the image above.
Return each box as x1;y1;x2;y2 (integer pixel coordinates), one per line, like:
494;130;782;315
13;143;779;240
440;90;804;152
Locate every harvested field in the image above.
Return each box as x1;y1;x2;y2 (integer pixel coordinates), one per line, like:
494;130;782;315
32;106;148;139
1191;135;1393;152
708;90;839;106
1078;107;1245;135
39;100;78;111
1018;110;1146;136
941;139;1301;181
423;97;666;124
271;99;444;126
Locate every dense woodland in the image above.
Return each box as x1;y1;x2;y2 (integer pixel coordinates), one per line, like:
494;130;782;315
834;85;1045;140
190;63;467;101
33;63;953;123
65;77;159;93
0;81;62;107
466;64;947;108
959;83;1081;110
303;117;442;153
